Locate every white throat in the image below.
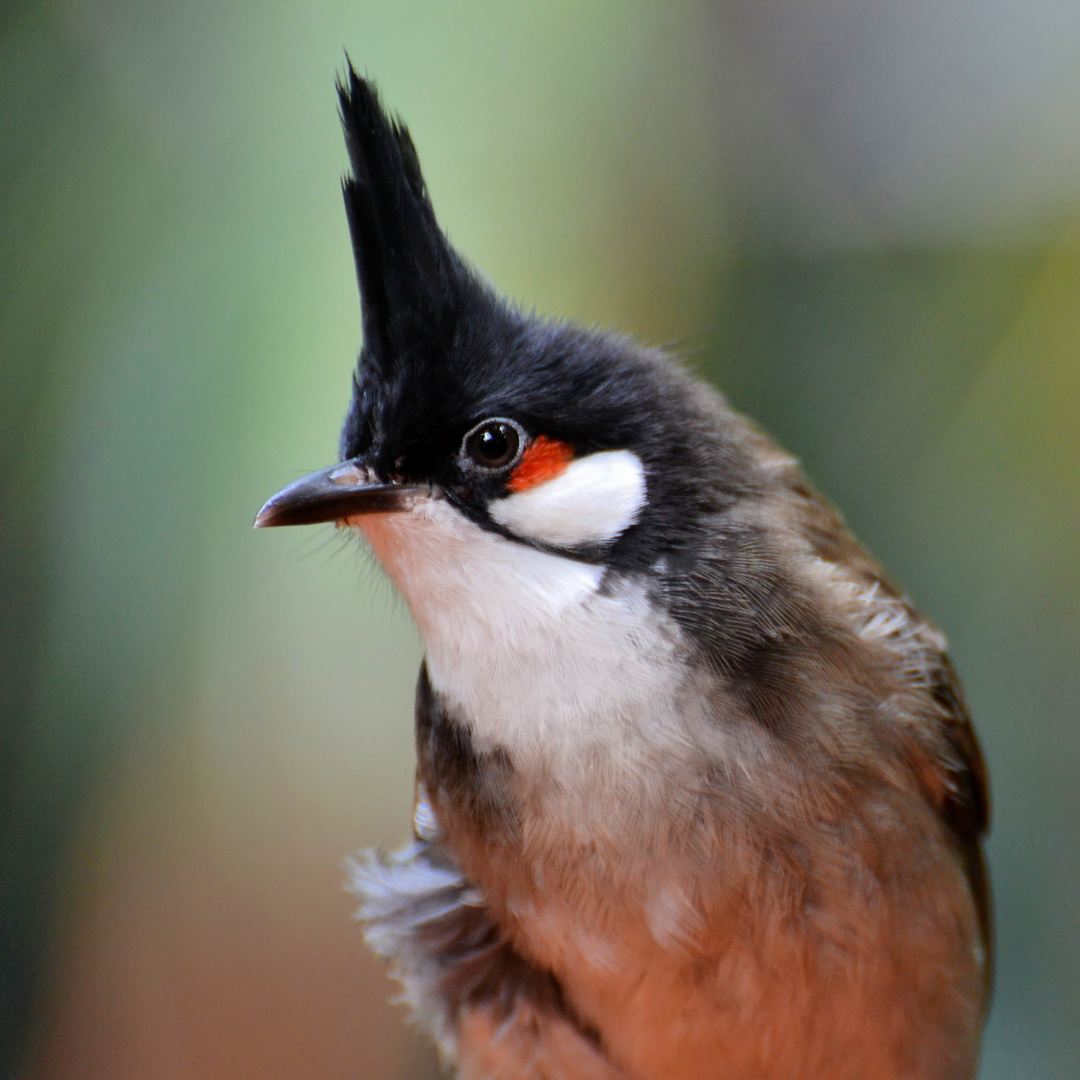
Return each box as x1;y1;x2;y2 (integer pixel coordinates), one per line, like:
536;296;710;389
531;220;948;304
354;494;694;774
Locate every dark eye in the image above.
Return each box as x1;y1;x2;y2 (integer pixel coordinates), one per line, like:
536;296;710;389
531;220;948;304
463;418;524;471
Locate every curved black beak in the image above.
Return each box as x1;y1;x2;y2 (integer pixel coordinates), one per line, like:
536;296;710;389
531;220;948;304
254;460;426;528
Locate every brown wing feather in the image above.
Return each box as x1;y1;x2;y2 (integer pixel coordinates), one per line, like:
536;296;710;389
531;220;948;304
771;449;993;994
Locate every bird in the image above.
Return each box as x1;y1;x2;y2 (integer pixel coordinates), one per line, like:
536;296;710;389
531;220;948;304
254;66;991;1080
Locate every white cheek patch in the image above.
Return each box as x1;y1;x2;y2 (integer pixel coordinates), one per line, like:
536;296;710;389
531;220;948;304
489;449;646;549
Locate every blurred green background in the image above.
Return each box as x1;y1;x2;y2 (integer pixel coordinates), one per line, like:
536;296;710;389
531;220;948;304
3;2;1079;1077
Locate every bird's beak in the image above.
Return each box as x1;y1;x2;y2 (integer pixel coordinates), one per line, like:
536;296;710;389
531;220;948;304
253;460;426;528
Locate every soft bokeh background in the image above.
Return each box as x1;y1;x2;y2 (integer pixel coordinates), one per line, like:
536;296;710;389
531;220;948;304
3;2;1079;1077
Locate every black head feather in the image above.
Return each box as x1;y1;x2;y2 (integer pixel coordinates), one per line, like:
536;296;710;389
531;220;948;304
331;66;760;570
332;66;761;559
336;65;479;460
337;66;463;367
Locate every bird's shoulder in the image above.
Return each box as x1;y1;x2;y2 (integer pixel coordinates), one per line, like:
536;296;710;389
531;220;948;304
760;442;992;971
771;447;990;835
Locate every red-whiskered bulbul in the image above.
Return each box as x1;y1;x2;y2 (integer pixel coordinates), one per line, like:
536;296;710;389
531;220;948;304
255;67;991;1080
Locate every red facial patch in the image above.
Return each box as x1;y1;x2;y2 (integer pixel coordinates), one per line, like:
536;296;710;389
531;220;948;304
508;435;574;493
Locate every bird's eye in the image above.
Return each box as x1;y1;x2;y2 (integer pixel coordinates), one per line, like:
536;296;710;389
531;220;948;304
463;418;524;471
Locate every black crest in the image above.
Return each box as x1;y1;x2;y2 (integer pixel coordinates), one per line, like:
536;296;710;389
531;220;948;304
336;64;485;461
337;65;464;367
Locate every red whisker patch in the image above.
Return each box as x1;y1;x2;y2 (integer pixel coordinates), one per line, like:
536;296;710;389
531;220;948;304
508;436;574;493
